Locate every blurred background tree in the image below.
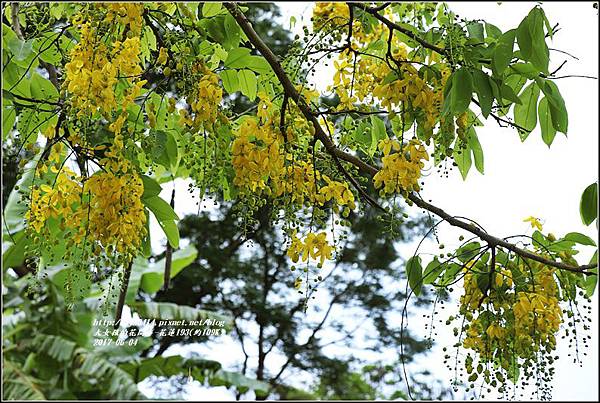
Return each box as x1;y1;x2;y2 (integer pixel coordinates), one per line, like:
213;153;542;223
147;201;448;400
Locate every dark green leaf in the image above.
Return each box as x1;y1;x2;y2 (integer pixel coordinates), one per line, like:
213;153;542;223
423;258;444;284
471;70;493;118
449;68;473;115
563;232;597;247
406;256;423;296
453;143;472;180
485;23;502;39
456;242;482;263
580;183;598;226
537;79;568;134
466;22;484;41
538;97;556;147
141;175;162;199
492;29;516;76
514;81;540;139
467;128;484;174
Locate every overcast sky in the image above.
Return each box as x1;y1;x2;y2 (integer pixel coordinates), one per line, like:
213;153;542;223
142;2;599;400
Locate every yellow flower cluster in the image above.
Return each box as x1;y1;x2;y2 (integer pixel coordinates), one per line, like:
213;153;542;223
231;117;285;193
26;138;146;259
321;4;450;138
332;47;444;135
103;3;145;36
65;14;143;117
287;232;334;266
231;93;356;216
26;145;83;234
64;21;115;115
189;67;223;126
83;169;146;256
373;138;429;195
459;260;562;367
312;2;350;31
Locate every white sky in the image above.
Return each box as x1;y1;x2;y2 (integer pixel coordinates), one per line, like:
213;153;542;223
143;2;599;401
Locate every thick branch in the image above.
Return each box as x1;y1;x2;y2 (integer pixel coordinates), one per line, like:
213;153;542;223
225;3;597;275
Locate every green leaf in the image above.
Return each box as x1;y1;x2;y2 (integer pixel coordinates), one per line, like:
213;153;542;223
369;115;387;156
17;108;58;146
2;151;41;236
202;2;223;17
563;232;597;247
537;79;568;134
32;32;62;64
219;69;239;94
158;219;179;249
449;68;473;115
223;14;241;50
466;22;484;41
538;97;556;147
246;56;272;74
2;230;29;268
30;72;59;102
456;242;482;263
211;370;270;395
238;69;257;101
467;128;484;174
224;47;252;69
509;62;539;79
406;256;423;296
580;183;598;226
514;81;540;139
440;263;462;286
120;355;221;384
471;70;493;118
453;143;472;180
517;8;549;74
492;29;516;76
138;244;198;294
499;83;522;105
76;350;144;399
143;196;179;221
423;258;444;284
141;175;162;199
143;195;179;248
32;334;76;362
3;102;16;140
585;251;598;297
5;33;33;62
485;22;502;39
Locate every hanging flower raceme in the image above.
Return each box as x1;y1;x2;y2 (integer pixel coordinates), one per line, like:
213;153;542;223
373;138;429;195
64;7;143;118
189;66;223;127
287;231;334;266
456;256;564;390
231;116;285;193
312;2;350;31
103;3;145;36
25;144;84;235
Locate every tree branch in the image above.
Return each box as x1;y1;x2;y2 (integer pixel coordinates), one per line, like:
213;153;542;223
224;3;597;275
